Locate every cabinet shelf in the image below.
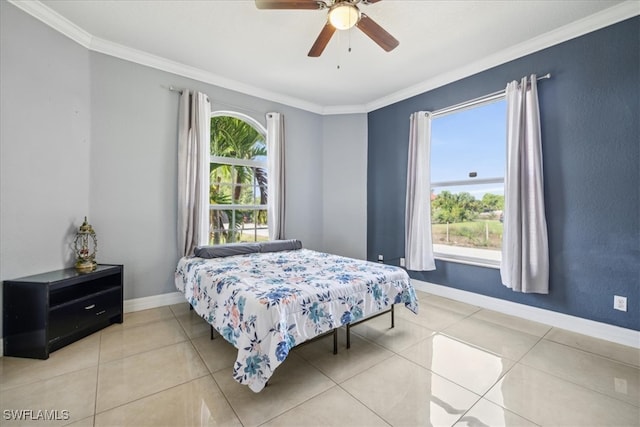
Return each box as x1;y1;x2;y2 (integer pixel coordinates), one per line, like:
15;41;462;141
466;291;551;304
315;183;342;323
3;264;123;359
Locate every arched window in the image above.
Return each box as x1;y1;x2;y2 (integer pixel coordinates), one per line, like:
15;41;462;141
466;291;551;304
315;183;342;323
209;111;268;244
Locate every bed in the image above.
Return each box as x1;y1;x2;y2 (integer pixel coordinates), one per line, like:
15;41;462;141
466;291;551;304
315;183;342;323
174;241;418;392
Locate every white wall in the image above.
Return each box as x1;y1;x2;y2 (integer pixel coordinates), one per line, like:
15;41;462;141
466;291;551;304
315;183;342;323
322;114;368;259
0;2;92;334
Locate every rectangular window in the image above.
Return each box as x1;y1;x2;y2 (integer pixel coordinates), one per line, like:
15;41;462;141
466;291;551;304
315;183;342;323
430;97;506;267
209;115;267;245
209;158;268;244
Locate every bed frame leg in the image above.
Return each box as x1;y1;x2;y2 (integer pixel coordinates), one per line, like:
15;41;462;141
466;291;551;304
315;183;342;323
333;328;338;355
391;304;395;329
345;304;394;350
210;325;215;340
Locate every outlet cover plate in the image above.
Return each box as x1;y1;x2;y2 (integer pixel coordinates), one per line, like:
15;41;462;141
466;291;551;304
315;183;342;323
614;295;627;312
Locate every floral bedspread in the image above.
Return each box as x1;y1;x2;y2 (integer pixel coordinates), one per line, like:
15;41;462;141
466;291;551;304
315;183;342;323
175;248;418;392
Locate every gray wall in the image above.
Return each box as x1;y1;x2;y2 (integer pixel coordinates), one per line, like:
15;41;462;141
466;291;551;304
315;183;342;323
0;2;92;335
367;17;639;331
89;53;325;300
322;114;368;259
0;2;332;319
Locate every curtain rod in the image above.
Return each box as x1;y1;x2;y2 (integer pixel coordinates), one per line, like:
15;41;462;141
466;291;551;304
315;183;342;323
423;73;551;119
168;86;268;119
168;86;211;103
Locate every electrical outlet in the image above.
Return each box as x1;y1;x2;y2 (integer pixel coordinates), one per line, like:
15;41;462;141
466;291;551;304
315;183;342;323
400;257;405;267
614;295;627;312
377;254;384;263
614;378;628;394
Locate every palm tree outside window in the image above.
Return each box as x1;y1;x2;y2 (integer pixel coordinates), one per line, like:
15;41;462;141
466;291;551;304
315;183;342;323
209;113;268;244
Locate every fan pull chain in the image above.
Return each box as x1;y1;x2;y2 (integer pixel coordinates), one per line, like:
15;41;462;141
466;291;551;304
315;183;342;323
337;28;354;70
336;29;343;69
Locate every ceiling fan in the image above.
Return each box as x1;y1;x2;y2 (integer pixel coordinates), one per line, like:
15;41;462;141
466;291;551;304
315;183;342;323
255;0;399;57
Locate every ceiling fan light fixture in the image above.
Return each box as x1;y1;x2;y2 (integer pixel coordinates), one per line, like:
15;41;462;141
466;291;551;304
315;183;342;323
256;0;398;56
328;3;360;30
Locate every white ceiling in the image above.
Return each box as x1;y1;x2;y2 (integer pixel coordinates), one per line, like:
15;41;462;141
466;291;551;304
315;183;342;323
18;0;637;113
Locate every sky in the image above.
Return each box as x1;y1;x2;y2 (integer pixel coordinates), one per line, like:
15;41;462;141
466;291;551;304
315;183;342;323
430;98;506;198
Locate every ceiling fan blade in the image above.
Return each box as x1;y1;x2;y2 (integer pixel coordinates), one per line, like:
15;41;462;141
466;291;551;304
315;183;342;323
361;0;383;4
255;0;323;10
356;13;399;52
308;22;336;57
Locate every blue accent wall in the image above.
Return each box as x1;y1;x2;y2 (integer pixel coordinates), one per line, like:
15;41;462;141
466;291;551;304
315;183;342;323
367;17;639;331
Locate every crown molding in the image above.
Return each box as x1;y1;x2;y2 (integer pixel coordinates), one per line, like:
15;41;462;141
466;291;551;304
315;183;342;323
7;0;325;115
322;104;368;115
88;36;326;115
365;0;640;112
9;0;639;116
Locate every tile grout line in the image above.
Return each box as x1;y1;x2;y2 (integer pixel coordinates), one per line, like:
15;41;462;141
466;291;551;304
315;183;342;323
91;373;214;421
517;331;640;409
90;308;216;421
543;328;640;369
90;331;104;426
77;300;637;425
458;319;550;426
341;387;394;427
510;359;640;410
401;299;545;426
336;308;463;427
249;327;394;426
335;313;496;427
179;309;246;427
469;342;543;426
91;307;228;423
473;326;639;422
253;383;340;427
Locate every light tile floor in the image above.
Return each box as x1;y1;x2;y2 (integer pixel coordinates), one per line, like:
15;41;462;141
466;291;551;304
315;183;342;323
1;290;638;427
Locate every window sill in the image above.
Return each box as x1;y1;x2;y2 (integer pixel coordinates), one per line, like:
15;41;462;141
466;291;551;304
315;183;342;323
433;244;500;269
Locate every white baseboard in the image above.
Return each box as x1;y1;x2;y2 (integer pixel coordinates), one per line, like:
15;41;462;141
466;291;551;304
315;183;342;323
2;286;636;358
123;291;186;313
124;285;639;348
412;279;640;349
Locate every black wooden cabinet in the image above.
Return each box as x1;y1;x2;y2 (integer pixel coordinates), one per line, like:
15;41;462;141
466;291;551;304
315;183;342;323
3;264;123;359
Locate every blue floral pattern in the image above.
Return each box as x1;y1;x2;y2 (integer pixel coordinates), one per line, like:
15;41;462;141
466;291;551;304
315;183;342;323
175;249;418;392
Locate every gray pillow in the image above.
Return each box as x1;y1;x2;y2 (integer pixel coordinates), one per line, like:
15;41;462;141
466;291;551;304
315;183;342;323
194;243;260;258
259;239;303;253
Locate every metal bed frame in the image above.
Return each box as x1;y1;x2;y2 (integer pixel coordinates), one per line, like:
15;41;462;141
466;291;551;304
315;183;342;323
194;303;395;354
346;304;394;349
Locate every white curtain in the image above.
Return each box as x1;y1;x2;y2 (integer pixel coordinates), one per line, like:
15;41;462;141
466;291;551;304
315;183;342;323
405;111;436;271
177;90;211;257
266;112;285;240
501;75;549;293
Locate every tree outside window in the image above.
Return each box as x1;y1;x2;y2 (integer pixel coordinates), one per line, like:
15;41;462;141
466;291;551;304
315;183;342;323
430;98;506;265
209;114;268;244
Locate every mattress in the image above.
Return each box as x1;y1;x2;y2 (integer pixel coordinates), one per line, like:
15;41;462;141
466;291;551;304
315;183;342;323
175;248;418;392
